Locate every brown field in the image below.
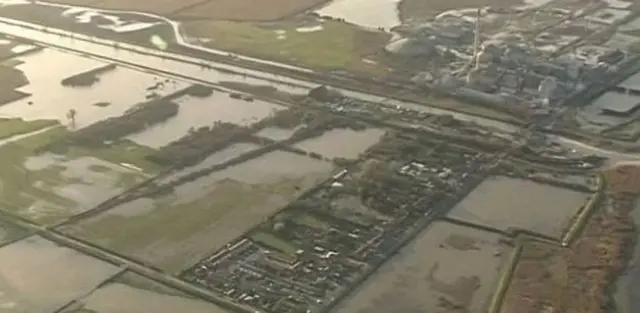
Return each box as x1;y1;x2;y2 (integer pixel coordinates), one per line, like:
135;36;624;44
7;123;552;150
52;0;327;21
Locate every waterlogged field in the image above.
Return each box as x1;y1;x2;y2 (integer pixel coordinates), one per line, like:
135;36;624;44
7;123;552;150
61;151;335;272
63;272;230;313
293;127;386;159
448;176;589;238
333;221;512;313
0;235;120;313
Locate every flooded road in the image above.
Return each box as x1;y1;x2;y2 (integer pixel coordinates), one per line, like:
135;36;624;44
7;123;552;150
0;16;519;133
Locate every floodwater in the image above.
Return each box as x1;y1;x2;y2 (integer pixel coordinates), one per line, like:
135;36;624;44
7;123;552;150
0;48;188;129
0;17;520;133
64;151;334;272
315;0;402;29
256;126;301;141
163;143;262;182
449;176;589;238
19;153;146;223
293;127;385;159
126;93;285;148
67;273;229;313
0;235;119;313
576;91;640;132
614;199;640;313
333;221;511;313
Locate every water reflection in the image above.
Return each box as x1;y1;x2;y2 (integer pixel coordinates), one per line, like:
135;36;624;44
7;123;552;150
0;49;188;128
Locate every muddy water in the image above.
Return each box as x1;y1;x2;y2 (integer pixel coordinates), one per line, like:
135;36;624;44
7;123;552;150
72;283;229;313
126;94;285;148
315;0;402;29
294;127;385;159
0;48;188;128
0;18;520;133
0;235;118;313
449;176;589;238
22;153;145;220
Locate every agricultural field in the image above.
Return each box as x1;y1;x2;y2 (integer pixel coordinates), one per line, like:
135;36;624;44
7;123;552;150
0;235;120;313
448;176;590;238
60;150;336;273
333;221;512;313
62;272;231;313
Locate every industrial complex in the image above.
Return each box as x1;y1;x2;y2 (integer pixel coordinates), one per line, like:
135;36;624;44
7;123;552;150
0;0;636;313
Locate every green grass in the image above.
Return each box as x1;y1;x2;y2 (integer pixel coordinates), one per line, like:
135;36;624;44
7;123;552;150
0;118;57;140
181;20;388;72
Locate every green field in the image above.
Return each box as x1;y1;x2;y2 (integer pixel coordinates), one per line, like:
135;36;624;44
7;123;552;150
181;19;389;73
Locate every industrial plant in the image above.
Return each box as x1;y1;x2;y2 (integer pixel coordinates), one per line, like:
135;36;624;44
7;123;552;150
387;0;639;120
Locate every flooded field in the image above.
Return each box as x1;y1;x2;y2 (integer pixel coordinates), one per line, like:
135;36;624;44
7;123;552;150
0;48;188;129
62;151;334;272
16;153;147;223
0;235;119;313
333;221;511;313
0;34;38;60
293;127;385;159
575;91;640;132
315;0;401;29
448;176;589;238
0;124;149;224
63;272;230;313
126;94;286;148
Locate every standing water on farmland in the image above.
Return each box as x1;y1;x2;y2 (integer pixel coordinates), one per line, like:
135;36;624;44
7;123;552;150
0;236;119;313
315;0;402;29
64;151;334;272
294;127;385;159
0;49;187;128
69;281;230;313
126;93;285;148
